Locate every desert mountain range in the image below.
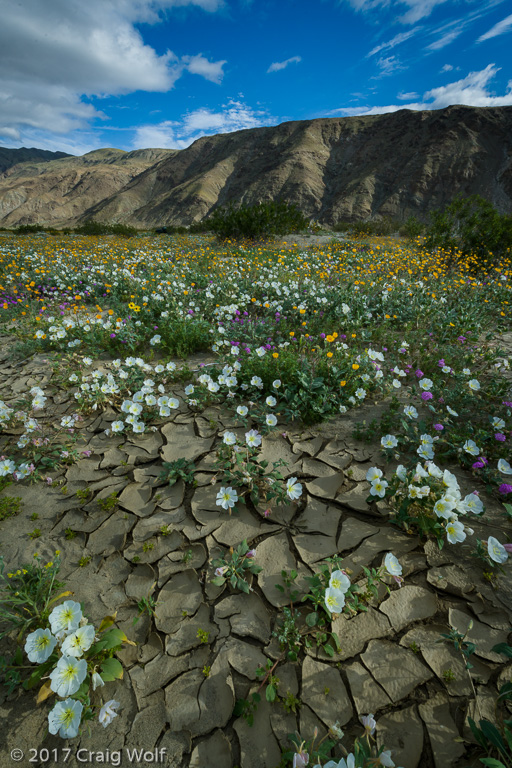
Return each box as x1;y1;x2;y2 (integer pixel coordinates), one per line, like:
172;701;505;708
1;105;511;229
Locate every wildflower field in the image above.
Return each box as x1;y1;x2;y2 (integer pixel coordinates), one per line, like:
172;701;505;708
0;231;511;768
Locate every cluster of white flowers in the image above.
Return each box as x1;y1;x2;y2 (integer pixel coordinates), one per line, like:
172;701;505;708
24;601;121;738
369;461;483;545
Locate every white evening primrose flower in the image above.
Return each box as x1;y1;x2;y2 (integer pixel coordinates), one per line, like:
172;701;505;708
99;700;121;729
24;628;57;663
82;357;92;366
395;465;408;482
0;459;16;476
408;484;422;499
251;376;263;388
329;570;350;593
246;430;262;448
462;368;471;375
442;469;458;490
355;388;366;400
446;519;466;545
185;385;195;396
434;498;456;519
427;462;443;479
266;414;278;427
463;440;480;456
419;378;433;390
487;536;508;564
446;406;458;416
273;379;281;389
384;553;402;577
256;346;266;357
223;431;237;446
216;486;238;511
49;655;87;697
128;402;143;416
168;398;179;409
392;379;401;389
237;405;248;417
49;601;82;635
166;362;176;372
498;459;512;475
378;749;396;767
132;421;145;434
468;379;481;391
381;435;397;448
339;405;348;414
286;477;302;500
361;714;377;735
48;698;83;739
145;394;157;406
61;625;95;658
159;406;171;417
463;493;484;514
404;406;418;419
266;396;277;407
366;467;383;483
149;335;161;345
417;444;434;460
370;479;388;498
92;671;105;691
208;381;220;393
324;586;345;614
492;417;506;430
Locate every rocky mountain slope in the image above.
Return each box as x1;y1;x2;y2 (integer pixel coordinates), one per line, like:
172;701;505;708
0;146;71;175
1;105;511;228
0;148;175;228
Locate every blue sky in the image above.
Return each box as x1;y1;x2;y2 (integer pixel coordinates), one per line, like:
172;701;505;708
0;0;511;155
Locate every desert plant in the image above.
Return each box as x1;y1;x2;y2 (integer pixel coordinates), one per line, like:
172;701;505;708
206;201;309;240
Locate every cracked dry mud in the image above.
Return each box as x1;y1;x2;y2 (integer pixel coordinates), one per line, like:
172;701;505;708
1;339;511;768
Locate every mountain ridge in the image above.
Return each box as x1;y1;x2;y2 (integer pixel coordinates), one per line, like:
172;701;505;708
1;105;511;228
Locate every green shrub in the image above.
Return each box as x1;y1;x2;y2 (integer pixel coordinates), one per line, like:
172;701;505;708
332;217;400;238
206;201;309;240
425;194;512;264
74;220;138;238
399;215;425;239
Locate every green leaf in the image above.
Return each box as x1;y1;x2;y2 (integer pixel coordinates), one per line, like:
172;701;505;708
479;721;509;757
479;759;506;768
306;612;318;627
491;643;512;658
100;658;124;682
210;576;226;587
98;628;129;650
323;643;334;657
266;684;277;703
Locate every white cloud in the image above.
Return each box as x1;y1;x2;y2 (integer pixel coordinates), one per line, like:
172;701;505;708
342;0;450;24
330;63;512;115
478;13;512;42
426;28;461;49
398;90;419;99
0;0;224;145
133;99;274;149
267;56;302;73
375;55;404;76
182;54;227;83
440;63;454;72
367;27;421;56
